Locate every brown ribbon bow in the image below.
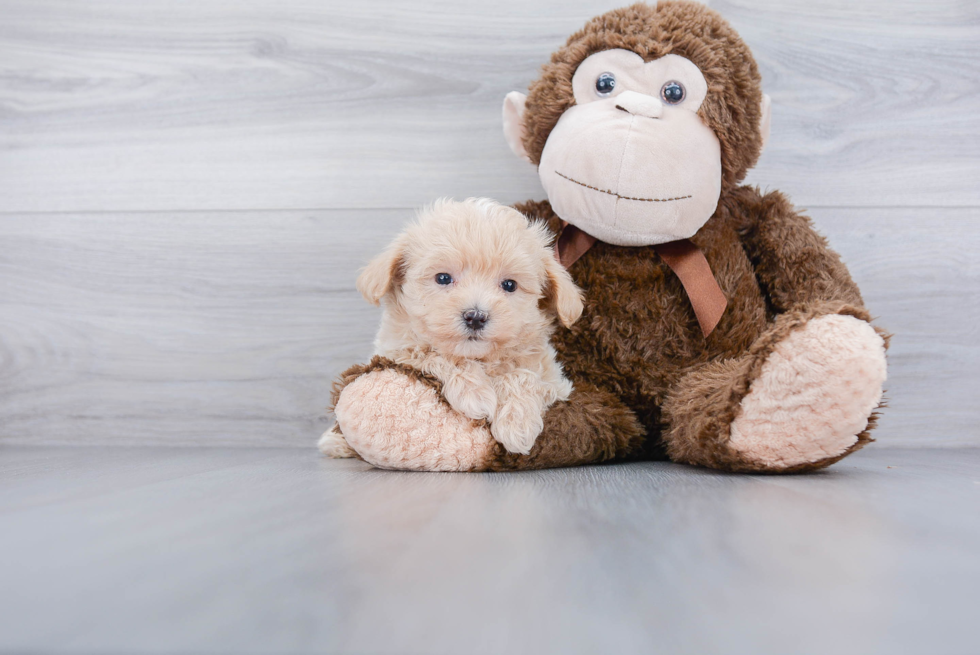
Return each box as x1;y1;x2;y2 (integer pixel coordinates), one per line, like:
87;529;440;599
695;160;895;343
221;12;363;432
555;222;727;338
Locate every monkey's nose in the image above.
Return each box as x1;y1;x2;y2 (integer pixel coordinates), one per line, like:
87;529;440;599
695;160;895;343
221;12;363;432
615;90;663;119
462;309;489;331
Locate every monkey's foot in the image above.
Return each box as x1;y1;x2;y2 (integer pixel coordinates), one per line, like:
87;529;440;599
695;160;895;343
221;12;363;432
334;369;497;471
729;314;887;469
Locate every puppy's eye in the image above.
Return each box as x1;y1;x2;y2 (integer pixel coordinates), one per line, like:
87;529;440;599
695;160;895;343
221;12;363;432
435;273;453;285
500;279;517;293
661;81;685;104
595;72;616;97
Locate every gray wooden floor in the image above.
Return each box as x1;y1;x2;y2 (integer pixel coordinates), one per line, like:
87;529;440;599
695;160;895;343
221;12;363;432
1;446;978;654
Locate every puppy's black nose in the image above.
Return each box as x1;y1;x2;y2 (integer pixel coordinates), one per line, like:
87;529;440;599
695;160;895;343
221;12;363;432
462;309;489;331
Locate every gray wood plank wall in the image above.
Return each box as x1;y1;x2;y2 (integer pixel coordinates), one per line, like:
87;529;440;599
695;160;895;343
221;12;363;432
2;0;978;447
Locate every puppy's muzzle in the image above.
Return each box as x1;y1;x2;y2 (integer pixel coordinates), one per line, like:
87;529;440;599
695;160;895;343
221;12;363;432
462;308;489;331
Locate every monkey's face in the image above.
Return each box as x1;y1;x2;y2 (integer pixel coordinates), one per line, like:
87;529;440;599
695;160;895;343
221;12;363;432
505;49;738;247
540;50;721;246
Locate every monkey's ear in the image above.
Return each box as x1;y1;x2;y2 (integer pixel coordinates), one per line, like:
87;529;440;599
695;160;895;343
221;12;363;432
542;251;584;328
356;237;407;306
759;93;772;154
502;91;532;163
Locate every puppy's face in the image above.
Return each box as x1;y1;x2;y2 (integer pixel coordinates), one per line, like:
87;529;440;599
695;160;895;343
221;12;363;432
358;199;583;360
399;206;549;359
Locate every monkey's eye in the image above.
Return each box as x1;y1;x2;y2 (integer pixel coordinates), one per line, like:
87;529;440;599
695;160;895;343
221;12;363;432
595;72;616;96
500;279;517;293
661;81;685;104
435;273;453;285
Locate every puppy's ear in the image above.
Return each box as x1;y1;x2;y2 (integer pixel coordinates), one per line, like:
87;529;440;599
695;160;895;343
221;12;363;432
356;237;407;306
542;250;584;328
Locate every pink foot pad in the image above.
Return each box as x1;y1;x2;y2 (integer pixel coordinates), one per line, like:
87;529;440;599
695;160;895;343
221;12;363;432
334;369;497;471
729;315;887;468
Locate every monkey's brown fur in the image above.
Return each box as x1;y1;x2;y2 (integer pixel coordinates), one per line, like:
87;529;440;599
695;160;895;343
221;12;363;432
333;1;887;473
506;187;887;473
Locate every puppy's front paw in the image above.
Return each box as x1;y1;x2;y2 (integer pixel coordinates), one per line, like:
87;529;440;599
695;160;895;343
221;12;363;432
442;374;497;421
317;424;357;458
490;401;545;455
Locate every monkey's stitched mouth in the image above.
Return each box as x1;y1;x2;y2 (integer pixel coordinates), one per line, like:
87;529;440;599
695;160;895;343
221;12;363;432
555;171;692;203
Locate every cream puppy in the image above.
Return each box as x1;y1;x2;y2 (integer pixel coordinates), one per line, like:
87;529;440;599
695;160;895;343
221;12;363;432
319;198;584;458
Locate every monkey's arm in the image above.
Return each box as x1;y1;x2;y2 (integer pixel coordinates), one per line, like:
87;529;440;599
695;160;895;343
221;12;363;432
513;199;562;235
729;186;870;319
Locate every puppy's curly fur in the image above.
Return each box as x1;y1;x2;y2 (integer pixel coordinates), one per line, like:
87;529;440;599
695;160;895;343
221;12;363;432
319;198;584;456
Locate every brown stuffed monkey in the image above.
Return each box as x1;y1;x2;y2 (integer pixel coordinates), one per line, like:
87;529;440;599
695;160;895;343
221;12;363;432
327;1;888;474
